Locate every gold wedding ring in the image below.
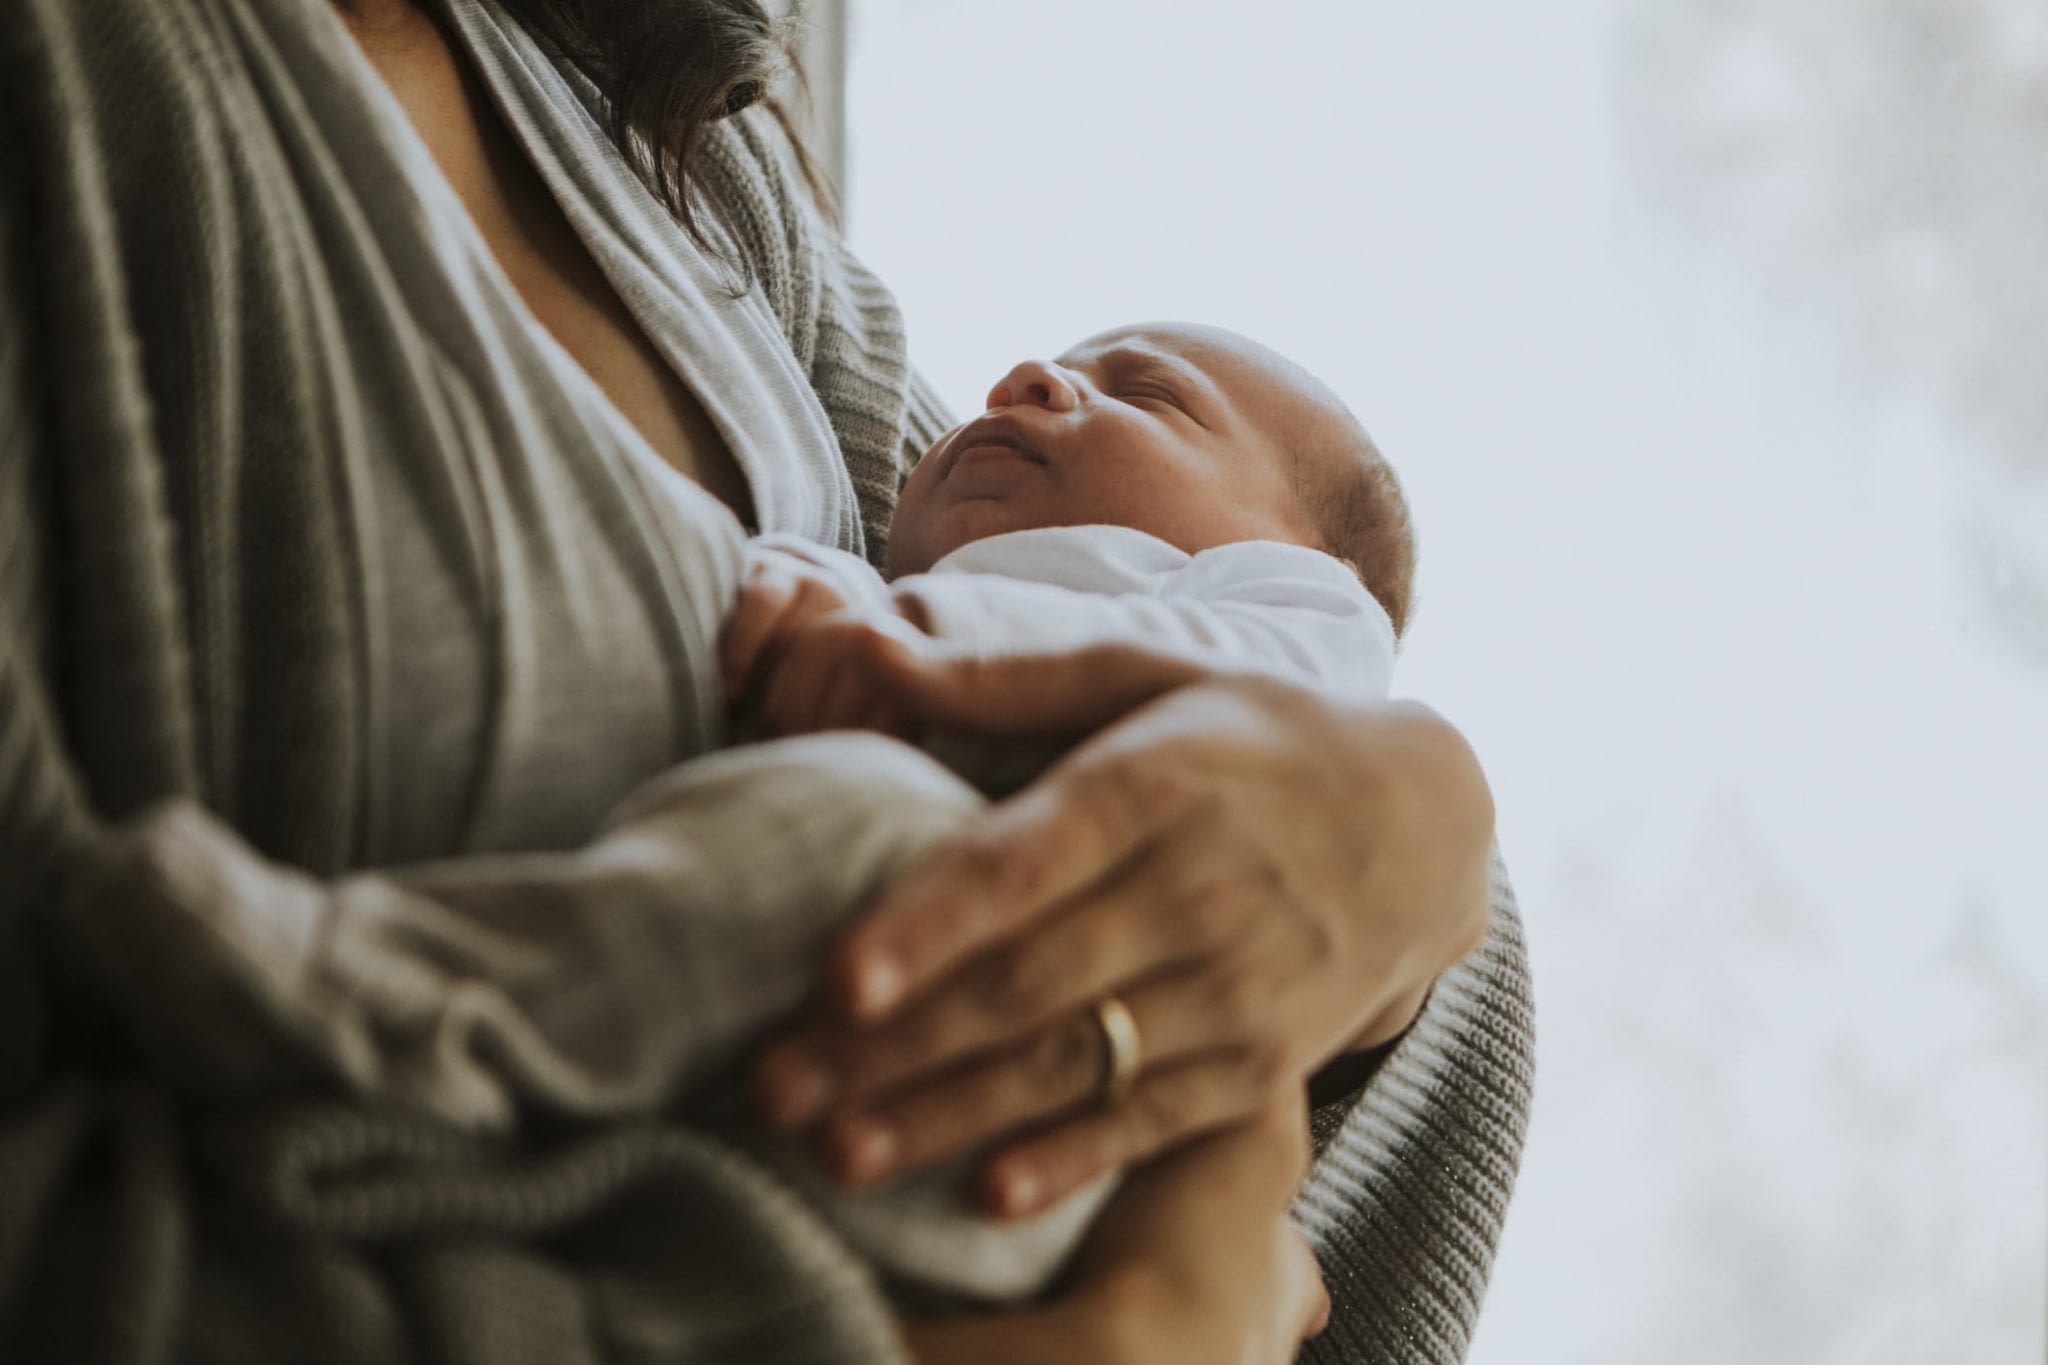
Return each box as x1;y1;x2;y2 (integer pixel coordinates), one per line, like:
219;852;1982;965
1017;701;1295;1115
1091;995;1142;1108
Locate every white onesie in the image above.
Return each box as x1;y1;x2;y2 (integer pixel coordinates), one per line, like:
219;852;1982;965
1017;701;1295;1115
750;522;1398;704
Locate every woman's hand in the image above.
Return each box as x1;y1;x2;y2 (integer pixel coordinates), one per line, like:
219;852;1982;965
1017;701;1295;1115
755;639;1495;1216
901;1102;1328;1365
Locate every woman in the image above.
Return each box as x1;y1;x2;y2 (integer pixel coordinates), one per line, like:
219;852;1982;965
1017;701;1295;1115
0;0;1533;1360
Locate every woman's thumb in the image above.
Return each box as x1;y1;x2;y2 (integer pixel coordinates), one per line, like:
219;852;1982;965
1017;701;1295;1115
1294;1236;1333;1340
860;631;1208;737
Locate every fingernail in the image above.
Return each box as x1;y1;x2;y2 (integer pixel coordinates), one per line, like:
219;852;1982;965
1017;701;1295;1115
850;953;904;1019
995;1165;1042;1218
760;1052;836;1126
835;1115;899;1185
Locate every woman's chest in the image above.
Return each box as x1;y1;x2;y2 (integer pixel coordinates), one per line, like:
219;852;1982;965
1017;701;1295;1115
342;3;756;522
69;2;775;869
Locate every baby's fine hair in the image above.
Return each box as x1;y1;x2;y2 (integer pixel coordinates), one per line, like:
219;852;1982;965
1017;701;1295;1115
1302;421;1418;640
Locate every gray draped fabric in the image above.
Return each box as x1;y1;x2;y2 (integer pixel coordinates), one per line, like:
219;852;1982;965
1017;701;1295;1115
0;0;1535;1360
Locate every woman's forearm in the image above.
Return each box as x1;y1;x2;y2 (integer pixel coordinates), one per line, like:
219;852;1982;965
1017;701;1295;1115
899;1311;1066;1365
1372;701;1496;929
904;1105;1327;1365
899;1279;1130;1365
1332;701;1494;1055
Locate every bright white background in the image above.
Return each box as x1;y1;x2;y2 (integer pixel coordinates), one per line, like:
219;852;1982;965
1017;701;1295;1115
837;1;2048;1360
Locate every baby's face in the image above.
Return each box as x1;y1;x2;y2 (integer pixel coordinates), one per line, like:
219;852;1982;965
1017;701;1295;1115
885;323;1341;577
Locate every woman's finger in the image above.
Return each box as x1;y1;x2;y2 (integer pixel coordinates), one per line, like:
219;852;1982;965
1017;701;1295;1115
770;847;1229;1118
863;633;1210;738
976;1054;1287;1217
1286;1230;1332;1343
830;754;1181;1022
815;1007;1107;1188
799;969;1248;1183
757;957;1224;1130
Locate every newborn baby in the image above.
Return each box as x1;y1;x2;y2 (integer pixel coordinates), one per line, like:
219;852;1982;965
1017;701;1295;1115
724;322;1416;758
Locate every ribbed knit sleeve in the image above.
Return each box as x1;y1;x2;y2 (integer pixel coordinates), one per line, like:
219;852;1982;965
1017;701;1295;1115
1296;854;1535;1364
0;118;97;1114
0;133;93;915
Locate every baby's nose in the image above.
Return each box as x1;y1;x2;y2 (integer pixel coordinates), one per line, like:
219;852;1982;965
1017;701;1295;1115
987;360;1079;413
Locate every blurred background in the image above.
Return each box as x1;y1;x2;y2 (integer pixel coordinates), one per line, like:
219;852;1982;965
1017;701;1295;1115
806;1;2048;1360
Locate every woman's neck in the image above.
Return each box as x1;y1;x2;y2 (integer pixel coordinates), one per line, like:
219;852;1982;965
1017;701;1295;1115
333;0;418;33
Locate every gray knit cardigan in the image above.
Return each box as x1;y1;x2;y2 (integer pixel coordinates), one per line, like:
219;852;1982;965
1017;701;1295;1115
0;0;1534;1361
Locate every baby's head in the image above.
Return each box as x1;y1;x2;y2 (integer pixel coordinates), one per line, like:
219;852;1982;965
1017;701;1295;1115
886;323;1416;636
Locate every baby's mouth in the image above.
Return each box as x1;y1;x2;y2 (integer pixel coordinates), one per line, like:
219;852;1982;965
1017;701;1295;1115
944;417;1048;477
950;439;1045;472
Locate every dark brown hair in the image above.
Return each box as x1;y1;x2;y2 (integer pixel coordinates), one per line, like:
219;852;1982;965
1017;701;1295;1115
492;0;834;257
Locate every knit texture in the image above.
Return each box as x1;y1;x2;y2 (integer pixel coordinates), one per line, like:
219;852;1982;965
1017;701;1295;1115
0;0;1535;1361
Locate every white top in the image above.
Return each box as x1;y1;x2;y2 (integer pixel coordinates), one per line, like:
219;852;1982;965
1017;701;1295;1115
751;524;1397;701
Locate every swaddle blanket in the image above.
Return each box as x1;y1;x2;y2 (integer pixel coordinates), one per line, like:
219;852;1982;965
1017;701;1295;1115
73;734;1109;1301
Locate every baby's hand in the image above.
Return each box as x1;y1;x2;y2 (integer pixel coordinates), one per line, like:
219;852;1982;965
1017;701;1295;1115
721;552;929;738
721;551;854;698
750;608;934;739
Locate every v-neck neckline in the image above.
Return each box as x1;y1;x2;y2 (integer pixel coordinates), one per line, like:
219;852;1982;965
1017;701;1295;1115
312;0;861;551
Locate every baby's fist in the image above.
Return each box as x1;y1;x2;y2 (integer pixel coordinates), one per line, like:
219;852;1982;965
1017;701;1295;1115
752;608;928;739
721;551;859;702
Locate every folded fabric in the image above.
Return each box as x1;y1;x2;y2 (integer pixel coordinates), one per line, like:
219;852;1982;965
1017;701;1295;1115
68;734;1110;1302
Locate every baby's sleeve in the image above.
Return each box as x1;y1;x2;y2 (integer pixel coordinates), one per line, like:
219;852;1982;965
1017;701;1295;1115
893;536;1399;701
744;531;896;612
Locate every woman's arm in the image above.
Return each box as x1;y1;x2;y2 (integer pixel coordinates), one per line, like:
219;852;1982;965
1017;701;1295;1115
1293;848;1534;1364
752;646;1534;1364
755;647;1493;1209
0;183;917;1365
904;1103;1329;1365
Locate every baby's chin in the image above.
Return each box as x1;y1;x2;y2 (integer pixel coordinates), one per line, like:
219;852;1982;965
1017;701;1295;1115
888;495;1057;576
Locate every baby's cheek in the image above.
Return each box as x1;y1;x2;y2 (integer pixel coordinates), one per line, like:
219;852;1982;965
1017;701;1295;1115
1054;455;1191;543
885;462;945;576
